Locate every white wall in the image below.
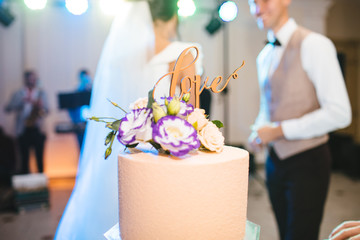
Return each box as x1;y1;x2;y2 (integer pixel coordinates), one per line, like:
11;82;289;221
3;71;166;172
0;0;333;171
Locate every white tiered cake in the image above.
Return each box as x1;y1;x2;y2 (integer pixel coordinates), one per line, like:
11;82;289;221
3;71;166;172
118;145;249;240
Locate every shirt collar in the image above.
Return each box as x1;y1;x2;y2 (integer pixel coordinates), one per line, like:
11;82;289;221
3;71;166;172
267;18;297;48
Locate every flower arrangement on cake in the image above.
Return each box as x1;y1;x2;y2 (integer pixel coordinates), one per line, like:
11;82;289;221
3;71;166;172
90;90;224;159
89;45;245;159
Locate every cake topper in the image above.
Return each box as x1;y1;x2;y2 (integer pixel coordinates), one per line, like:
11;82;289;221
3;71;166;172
153;46;245;108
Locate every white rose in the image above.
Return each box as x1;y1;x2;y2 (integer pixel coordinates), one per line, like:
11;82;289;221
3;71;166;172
198;122;224;152
129;97;148;110
187;108;208;130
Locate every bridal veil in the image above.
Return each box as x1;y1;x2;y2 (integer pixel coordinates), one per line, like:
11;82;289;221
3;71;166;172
55;1;155;239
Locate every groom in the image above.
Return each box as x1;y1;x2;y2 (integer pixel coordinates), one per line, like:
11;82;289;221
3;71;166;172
247;0;351;239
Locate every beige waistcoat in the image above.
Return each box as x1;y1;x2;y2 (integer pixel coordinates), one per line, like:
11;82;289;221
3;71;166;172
266;27;328;159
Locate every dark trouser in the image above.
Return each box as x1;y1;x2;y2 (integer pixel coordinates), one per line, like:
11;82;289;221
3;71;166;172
18;127;46;174
266;143;331;240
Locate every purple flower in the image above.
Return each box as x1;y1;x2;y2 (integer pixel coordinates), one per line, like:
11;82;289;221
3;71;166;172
152;115;200;157
117;108;153;145
178;101;194;118
160;96;194;118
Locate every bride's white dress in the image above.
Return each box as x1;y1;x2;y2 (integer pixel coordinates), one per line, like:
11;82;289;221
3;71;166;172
55;4;202;239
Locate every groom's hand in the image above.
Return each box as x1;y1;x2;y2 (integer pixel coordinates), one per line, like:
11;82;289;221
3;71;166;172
256;122;283;145
329;220;360;240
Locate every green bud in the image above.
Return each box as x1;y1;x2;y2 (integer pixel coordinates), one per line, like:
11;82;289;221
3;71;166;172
164;98;169;106
152;102;166;123
105;147;112;159
167;98;181;116
89;116;100;122
182;93;191;103
105;132;112;146
105;131;115;146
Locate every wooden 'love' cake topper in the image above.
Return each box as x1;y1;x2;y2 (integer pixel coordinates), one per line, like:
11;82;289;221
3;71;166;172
153;46;245;108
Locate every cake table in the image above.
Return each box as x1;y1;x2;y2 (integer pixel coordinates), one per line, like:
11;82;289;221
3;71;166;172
104;220;260;240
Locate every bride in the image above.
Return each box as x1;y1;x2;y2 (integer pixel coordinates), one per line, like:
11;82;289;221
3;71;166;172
55;0;203;239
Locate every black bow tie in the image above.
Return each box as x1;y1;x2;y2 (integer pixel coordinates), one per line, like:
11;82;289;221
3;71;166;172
265;38;281;46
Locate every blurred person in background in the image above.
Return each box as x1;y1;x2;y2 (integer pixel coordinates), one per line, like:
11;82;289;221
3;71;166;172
5;70;49;174
77;68;92;92
68;69;93;148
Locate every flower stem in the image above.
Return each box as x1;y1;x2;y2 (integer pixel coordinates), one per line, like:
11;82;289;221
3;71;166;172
107;99;127;114
88;116;118;123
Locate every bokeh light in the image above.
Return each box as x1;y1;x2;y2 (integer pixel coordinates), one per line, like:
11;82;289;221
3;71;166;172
177;0;196;17
24;0;47;10
65;0;89;16
219;1;238;22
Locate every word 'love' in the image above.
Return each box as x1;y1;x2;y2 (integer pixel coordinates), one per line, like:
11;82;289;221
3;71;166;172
153;46;245;108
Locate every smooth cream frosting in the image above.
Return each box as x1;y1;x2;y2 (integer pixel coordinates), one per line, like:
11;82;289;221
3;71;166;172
118;146;249;240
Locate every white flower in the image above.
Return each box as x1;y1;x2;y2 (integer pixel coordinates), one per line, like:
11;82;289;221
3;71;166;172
117;108;153;145
187;108;208;131
152;116;200;157
129;97;148;110
198;122;224;152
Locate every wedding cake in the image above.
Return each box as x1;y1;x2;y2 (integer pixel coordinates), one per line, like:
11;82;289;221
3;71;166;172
90;46;248;239
118;146;249;239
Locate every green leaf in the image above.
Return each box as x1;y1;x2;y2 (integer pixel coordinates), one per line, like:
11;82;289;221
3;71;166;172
147;89;155;109
126;143;139;148
111;120;121;131
106;120;121;131
212;120;224;128
149;141;162;150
